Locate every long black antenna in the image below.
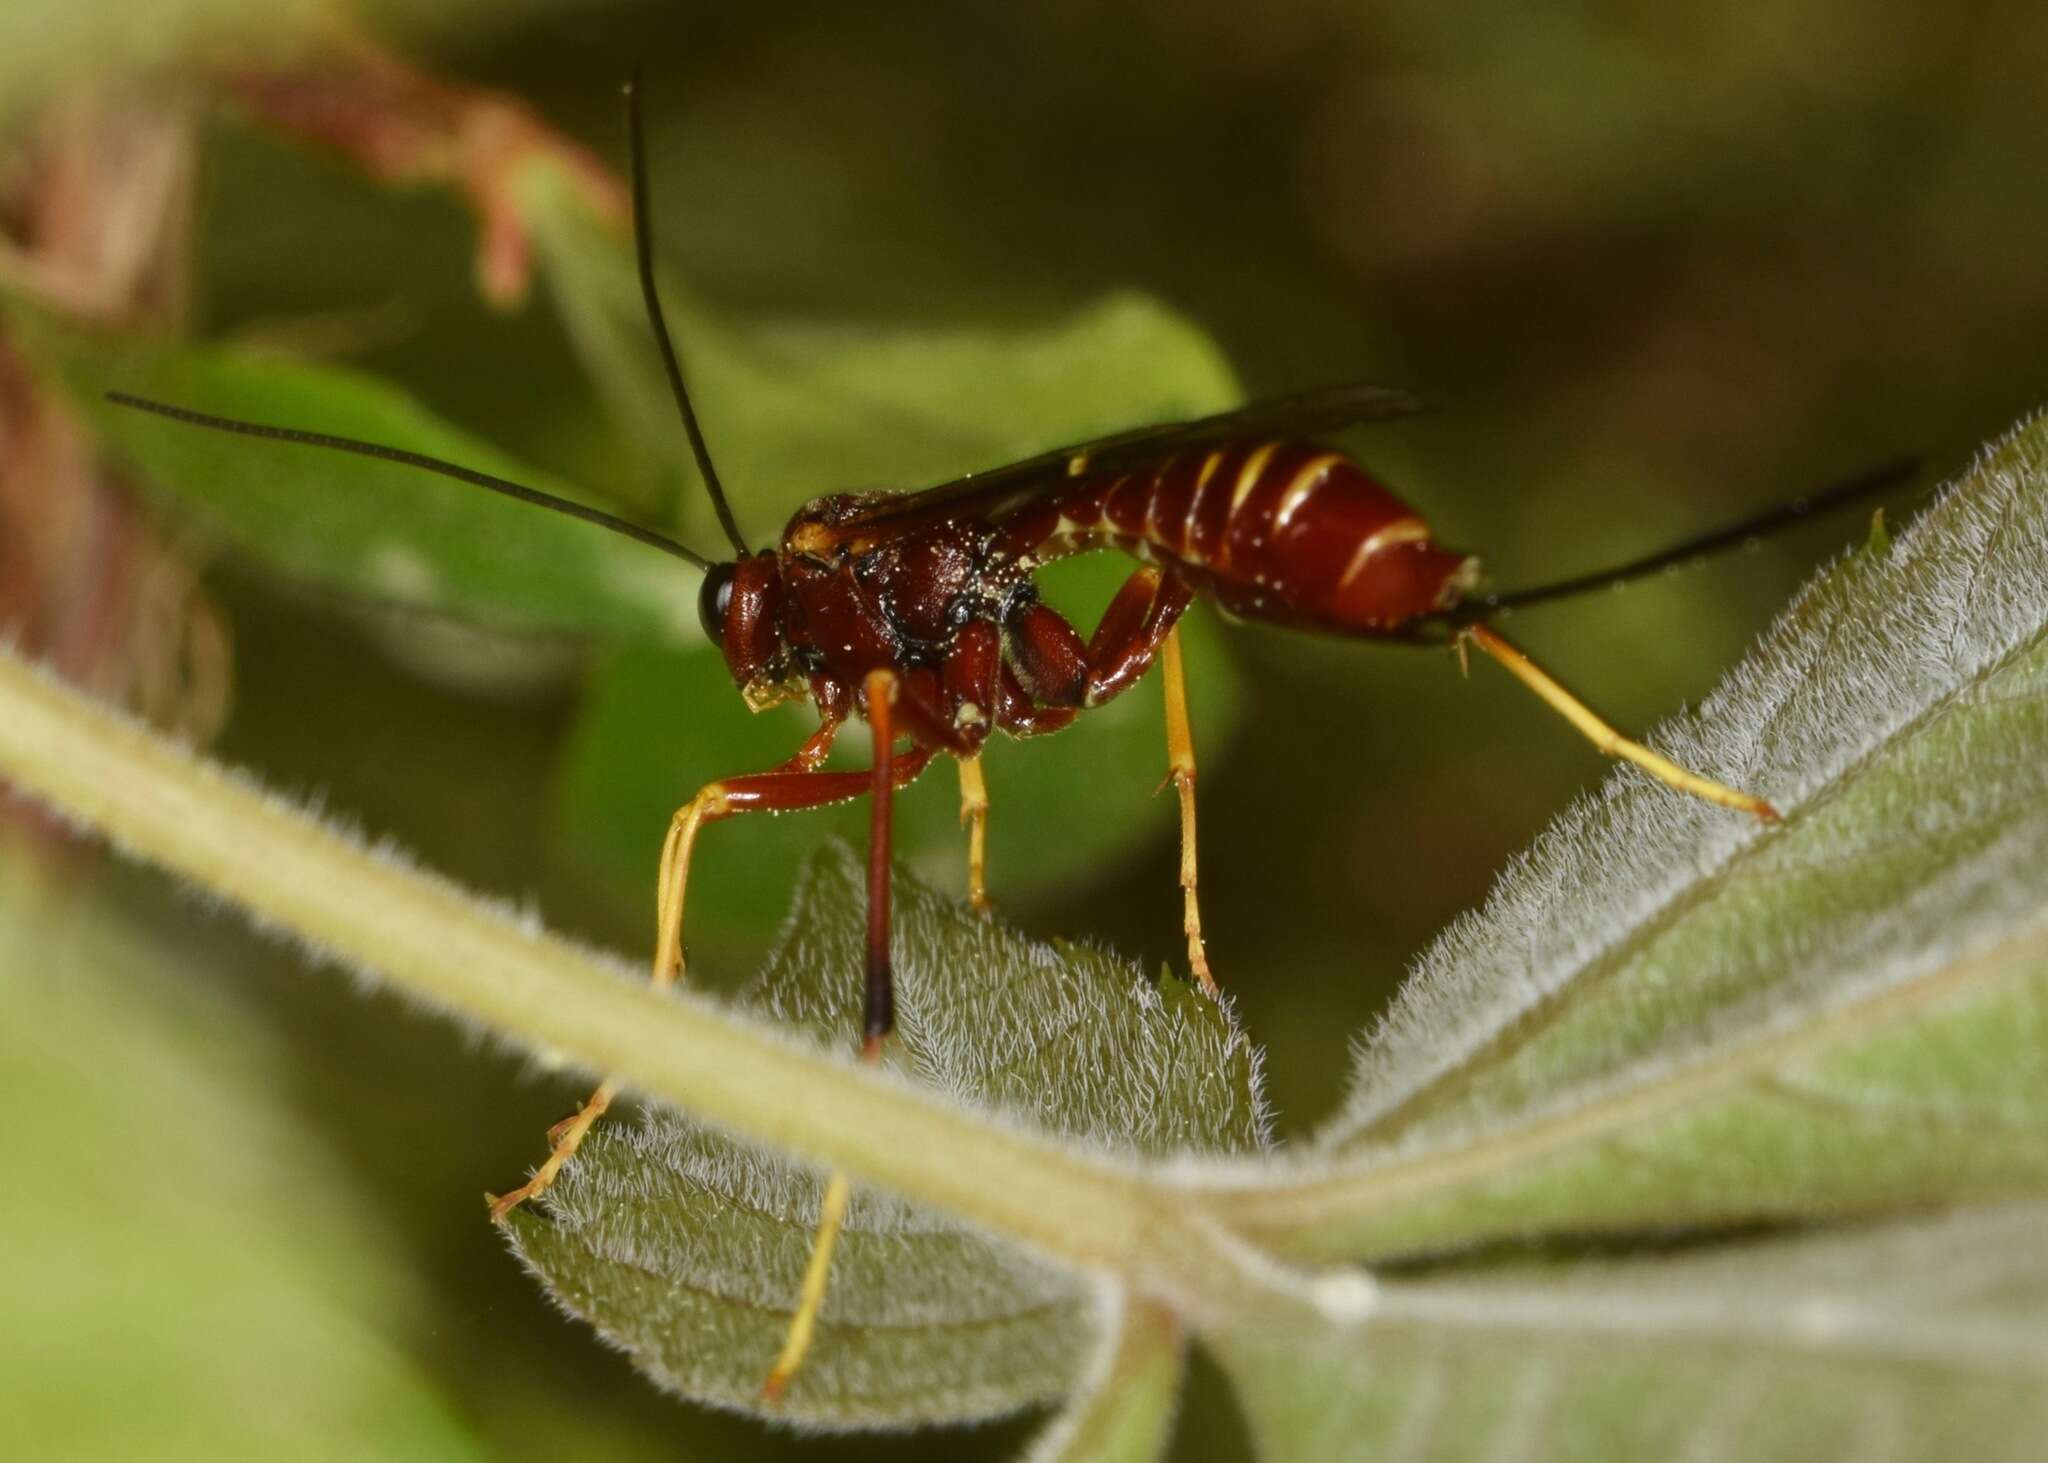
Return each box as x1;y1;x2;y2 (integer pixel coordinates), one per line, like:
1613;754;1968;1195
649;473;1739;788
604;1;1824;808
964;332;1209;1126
625;73;750;558
1446;454;1921;623
105;392;713;569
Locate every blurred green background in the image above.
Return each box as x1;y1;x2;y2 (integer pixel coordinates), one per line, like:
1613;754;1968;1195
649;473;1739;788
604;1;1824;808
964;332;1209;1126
3;1;2044;1457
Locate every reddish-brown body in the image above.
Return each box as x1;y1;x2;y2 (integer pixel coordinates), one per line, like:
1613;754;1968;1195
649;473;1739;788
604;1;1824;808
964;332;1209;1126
709;436;1478;758
997;441;1477;631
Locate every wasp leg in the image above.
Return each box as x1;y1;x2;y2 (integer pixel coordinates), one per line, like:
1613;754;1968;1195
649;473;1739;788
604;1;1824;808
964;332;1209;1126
1465;623;1780;822
1083;566;1194;707
1159;627;1217;995
762;1170;853;1404
937;622;1002;912
486;731;932;1223
956;754;991;912
993;657;1079;738
763;667;904;1402
1059;568;1219;993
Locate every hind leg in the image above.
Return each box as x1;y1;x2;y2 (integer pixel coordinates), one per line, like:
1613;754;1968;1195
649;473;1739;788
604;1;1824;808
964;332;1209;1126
1464;624;1778;821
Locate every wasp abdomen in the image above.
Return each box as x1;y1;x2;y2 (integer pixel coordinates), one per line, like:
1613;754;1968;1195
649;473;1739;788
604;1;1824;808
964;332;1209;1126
1029;440;1476;632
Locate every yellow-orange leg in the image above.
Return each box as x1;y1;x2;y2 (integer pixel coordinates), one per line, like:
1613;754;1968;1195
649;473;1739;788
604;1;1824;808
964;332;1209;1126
487;732;934;1224
1160;627;1219;995
761;1167;854;1403
1465;623;1780;822
957;754;991;912
483;778;734;1221
764;668;904;1400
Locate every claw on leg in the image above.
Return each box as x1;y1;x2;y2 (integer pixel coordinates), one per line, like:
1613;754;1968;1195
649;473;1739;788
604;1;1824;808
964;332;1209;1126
487;1077;619;1222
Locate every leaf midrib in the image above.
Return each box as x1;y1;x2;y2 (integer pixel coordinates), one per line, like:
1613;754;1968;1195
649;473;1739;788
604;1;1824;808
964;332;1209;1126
1365;1281;2048;1374
1211;910;2048;1255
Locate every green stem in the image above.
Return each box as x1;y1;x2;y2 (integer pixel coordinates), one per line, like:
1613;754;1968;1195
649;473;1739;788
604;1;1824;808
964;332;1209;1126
0;644;1288;1315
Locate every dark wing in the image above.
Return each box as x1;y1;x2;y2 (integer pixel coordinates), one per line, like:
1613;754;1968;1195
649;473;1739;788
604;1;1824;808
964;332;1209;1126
833;381;1427;534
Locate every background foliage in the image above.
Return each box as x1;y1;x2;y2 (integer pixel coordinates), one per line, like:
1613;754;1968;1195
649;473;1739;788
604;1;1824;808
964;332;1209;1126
3;2;2046;1459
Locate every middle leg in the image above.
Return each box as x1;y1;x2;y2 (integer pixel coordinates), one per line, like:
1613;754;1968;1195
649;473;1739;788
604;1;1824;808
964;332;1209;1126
1083;569;1220;992
1158;626;1217;995
1009;566;1221;992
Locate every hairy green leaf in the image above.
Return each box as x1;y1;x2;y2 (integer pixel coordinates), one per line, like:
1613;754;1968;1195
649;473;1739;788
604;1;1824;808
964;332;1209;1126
1195;411;2048;1260
506;843;1267;1429
1213;1203;2048;1462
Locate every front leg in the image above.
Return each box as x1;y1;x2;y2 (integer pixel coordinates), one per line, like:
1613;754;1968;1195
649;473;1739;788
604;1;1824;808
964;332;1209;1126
487;732;933;1221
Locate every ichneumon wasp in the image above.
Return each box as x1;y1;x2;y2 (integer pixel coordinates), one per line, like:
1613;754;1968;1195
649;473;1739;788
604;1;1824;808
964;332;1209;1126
108;76;1917;1399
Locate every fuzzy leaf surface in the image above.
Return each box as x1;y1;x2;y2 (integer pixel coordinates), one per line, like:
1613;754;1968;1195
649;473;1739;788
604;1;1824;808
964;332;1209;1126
1214;1203;2048;1462
1209;412;2048;1260
506;843;1267;1429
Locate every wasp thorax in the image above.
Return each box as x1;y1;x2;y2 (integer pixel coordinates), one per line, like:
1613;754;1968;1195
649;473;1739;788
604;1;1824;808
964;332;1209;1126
883;527;978;642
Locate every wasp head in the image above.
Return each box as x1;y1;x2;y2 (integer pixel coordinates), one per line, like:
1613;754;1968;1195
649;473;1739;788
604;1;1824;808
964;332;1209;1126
700;554;802;711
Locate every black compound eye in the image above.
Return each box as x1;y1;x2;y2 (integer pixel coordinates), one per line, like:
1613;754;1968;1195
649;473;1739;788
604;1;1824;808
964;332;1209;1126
698;562;737;645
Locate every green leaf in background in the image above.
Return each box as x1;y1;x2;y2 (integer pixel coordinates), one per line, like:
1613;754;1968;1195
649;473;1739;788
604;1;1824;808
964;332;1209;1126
0;862;482;1463
1212;1202;2048;1462
9;312;703;641
1187;411;2048;1262
0;0;317;128
520;164;1246;544
555;573;1243;947
506;842;1266;1428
